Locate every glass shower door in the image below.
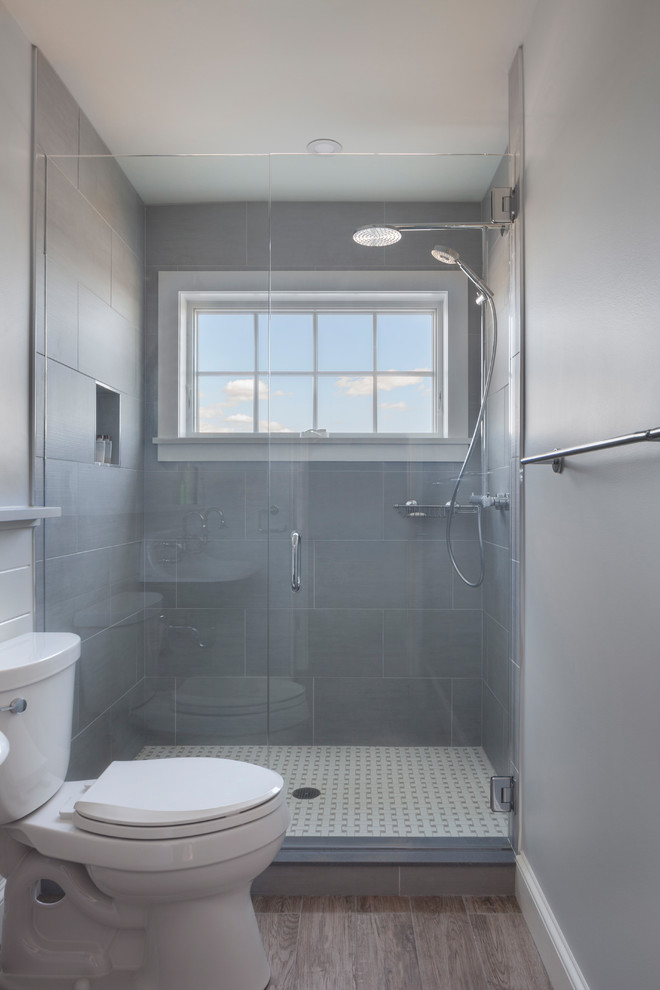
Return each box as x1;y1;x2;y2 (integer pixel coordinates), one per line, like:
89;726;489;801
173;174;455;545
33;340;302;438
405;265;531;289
265;153;513;843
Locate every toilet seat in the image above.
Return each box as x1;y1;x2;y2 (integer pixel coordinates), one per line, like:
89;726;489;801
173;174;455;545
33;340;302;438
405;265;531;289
70;757;284;840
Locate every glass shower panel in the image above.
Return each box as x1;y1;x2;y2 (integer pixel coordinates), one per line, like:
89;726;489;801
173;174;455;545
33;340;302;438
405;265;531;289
266;153;514;842
38;153;273;775
38;145;516;844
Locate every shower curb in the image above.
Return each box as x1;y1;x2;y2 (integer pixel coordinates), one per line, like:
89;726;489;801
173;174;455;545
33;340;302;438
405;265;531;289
254;843;515;896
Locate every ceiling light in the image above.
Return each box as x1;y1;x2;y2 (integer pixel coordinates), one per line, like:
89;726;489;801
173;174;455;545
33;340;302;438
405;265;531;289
306;138;343;155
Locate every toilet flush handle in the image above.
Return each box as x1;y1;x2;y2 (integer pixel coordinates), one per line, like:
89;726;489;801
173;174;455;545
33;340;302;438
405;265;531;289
0;698;27;714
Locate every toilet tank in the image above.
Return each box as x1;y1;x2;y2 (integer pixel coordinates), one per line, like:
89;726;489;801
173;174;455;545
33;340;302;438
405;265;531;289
0;633;80;824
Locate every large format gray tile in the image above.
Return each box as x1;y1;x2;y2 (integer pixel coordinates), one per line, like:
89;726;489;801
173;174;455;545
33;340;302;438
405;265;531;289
307;468;384;540
76;464;141;551
313;677;452;745
307;609;383;677
78;286;141;396
483;542;511;629
45;360;96;462
43;548;114;633
146;203;248;268
384;609;482;678
111;231;144;327
77;623;140;729
36;53;79;187
269;202;392;271
46;163;112;304
44;258;78;368
43;458;78;558
151;607;246;677
314;541;412;610
482;688;509;776
78;112;145;257
451;679;483;745
245;609;320;678
485;614;509;709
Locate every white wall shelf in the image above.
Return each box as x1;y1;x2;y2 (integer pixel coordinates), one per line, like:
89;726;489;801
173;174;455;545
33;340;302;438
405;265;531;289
0;507;61;530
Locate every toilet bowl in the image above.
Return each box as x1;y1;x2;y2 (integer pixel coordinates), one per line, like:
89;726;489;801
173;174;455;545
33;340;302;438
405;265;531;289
0;633;289;990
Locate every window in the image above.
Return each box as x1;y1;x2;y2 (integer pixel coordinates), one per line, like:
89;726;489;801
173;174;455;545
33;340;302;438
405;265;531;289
156;271;470;460
187;302;438;435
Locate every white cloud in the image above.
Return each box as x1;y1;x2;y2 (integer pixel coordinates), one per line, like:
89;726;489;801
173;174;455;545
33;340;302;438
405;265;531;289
223;378;268;404
334;374;430;397
226;413;253;424
380;401;407;410
258;419;293;433
334;376;372;396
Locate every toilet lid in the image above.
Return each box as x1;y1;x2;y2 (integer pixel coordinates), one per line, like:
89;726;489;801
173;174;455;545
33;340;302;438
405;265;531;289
74;758;283;828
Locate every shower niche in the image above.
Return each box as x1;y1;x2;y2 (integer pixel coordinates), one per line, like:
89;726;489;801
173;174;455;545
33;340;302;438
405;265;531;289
95;383;119;466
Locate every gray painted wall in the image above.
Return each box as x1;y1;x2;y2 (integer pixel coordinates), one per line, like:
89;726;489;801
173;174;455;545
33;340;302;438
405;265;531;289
521;1;660;987
31;53;147;778
0;4;34;642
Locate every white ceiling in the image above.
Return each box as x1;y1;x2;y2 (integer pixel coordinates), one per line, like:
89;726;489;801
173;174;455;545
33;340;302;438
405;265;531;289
5;0;538;202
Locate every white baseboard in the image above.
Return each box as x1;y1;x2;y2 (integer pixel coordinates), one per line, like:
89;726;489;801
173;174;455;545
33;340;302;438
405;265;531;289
516;853;590;990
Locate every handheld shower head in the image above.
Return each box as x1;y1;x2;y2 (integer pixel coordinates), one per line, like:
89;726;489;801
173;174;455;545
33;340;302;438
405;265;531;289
431;244;494;300
353;225;402;247
431;245;460;265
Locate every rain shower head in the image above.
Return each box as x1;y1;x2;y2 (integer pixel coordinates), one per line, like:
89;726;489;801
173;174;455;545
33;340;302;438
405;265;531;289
352;225;402;247
431;245;460;265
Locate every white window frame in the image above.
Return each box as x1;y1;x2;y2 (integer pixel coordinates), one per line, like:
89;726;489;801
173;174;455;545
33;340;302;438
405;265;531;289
155;271;470;462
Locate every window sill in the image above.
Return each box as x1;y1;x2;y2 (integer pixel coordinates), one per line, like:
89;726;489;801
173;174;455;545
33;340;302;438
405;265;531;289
153;435;470;462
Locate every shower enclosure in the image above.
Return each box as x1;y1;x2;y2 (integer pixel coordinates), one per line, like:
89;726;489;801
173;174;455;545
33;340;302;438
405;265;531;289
34;96;519;856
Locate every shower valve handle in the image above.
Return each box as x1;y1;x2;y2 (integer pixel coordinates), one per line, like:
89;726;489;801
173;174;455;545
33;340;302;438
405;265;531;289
291;531;302;592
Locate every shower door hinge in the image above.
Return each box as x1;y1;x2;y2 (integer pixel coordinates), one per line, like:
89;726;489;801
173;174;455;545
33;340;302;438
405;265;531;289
490;775;515;813
490;187;517;224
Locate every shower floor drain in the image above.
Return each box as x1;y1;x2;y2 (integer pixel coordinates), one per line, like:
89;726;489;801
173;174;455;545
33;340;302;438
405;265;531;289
292;787;321;800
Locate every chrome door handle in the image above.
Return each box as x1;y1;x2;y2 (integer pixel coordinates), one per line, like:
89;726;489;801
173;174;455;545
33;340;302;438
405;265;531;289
291;531;301;592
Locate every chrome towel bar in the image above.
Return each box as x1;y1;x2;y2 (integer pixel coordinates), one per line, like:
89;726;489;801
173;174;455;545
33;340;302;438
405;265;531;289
521;426;660;473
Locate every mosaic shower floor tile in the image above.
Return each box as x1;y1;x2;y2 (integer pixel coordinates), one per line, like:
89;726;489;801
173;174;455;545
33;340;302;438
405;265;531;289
135;745;508;838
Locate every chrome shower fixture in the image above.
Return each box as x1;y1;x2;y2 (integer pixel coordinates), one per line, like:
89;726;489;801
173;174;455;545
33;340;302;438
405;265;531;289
431;244;495;301
430;245;460;265
353;225;402;247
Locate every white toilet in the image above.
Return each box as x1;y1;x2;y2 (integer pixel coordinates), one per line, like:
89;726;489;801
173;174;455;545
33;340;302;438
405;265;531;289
0;632;289;990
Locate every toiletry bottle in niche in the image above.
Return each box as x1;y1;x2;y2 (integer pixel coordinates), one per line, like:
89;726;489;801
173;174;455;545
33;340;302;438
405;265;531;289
104;435;112;463
95;435;105;463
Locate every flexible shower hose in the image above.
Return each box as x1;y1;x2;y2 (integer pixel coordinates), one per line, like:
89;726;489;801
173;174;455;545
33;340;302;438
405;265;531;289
446;292;498;587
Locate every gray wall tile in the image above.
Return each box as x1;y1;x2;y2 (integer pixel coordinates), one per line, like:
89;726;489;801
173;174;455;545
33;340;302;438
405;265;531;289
46;161;112;304
111;232;144;327
384;609;482;678
77;622;140;728
78;113;145;257
151;607;245;677
46;360;96;462
451;678;482;745
146;203;248;268
485;615;509;709
78;286;141;396
36;53;79;187
44;259;78;368
314;677;453;745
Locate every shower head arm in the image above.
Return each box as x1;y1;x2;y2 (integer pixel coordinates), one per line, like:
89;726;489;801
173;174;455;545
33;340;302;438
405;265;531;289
382;221;511;232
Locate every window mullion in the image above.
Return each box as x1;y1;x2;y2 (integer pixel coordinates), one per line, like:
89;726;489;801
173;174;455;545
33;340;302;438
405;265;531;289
372;312;378;433
254;312;259;433
313;311;318;430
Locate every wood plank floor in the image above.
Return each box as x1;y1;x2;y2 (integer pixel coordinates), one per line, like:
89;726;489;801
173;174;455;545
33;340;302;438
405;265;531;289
253;895;553;990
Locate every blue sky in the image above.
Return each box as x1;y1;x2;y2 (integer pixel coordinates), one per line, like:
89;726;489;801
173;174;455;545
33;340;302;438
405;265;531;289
196;311;434;433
